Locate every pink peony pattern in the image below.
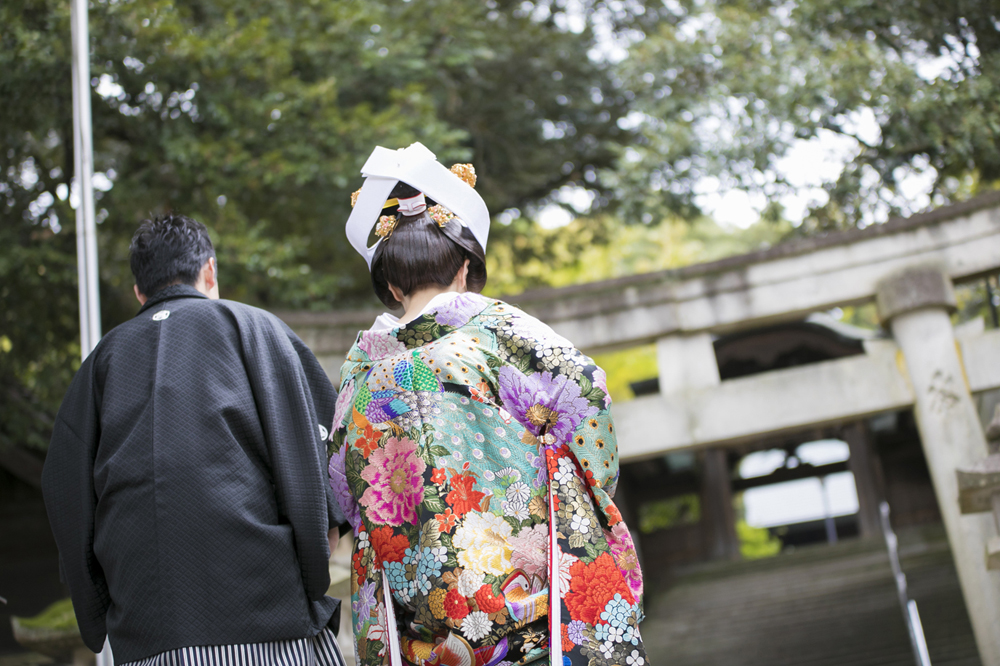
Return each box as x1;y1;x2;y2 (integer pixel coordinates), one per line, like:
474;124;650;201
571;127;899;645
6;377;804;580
607;523;643;600
359;436;426;526
592;367;612;409
358;330;408;360
508;523;548;577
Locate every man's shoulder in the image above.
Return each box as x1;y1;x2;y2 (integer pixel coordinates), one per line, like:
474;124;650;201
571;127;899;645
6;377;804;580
212;299;293;334
150;297;286;330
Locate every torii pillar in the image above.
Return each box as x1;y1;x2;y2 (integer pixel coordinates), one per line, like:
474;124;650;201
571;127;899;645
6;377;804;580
877;264;1000;664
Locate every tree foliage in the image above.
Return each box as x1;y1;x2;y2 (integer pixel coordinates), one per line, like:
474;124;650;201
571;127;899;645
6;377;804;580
0;0;650;449
3;0;1000;452
613;0;1000;230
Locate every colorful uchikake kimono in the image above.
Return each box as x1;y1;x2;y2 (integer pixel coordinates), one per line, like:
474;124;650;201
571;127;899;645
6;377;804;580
329;293;647;666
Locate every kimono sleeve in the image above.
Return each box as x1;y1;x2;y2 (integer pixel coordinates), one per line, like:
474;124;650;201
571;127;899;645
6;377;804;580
40;358;111;653
240;313;333;601
346;529;393;666
490;312;624;525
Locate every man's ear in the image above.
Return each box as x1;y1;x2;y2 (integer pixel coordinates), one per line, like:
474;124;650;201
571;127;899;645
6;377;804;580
134;285;147;306
204;257;217;291
197;257;221;299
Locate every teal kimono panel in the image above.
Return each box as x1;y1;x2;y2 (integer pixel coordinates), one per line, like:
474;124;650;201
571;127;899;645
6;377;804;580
328;293;646;666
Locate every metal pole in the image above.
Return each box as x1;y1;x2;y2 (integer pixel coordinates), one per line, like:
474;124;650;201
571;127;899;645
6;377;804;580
71;2;110;663
988;276;1000;329
881;502;932;666
820;476;838;544
71;0;101;361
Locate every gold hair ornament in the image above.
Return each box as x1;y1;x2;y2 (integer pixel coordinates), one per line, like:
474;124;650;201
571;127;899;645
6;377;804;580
428;205;455;227
450;163;477;188
374;215;397;239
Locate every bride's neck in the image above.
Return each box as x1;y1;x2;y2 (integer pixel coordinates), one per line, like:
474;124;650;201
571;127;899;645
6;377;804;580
399;286;462;324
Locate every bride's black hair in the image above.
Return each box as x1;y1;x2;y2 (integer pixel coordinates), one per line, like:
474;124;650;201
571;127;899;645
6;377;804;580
370;182;487;309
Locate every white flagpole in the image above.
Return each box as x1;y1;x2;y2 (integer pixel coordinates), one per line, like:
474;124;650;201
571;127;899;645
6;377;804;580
70;0;114;652
71;0;110;659
71;0;101;361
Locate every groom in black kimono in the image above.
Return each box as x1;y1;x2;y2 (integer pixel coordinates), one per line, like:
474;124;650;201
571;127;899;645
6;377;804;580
41;214;346;665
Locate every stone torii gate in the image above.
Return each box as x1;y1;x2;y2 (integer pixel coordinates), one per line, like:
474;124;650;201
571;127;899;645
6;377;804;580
281;192;1000;663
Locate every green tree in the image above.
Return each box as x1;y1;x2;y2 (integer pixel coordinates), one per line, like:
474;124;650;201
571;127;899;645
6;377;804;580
612;0;1000;230
0;0;653;450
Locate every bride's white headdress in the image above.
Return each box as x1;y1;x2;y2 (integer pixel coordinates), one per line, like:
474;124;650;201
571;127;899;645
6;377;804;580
345;142;490;267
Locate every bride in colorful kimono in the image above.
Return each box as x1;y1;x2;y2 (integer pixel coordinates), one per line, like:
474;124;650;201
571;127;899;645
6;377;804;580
328;143;647;666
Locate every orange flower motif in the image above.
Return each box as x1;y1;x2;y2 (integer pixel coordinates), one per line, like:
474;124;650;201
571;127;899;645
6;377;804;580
435;508;458;533
474;584;505;614
369;525;410;564
352;550;367;580
445;472;485;518
430;467;447;485
605;502;623;526
443;589;470;621
356;424;381;459
564;552;634;625
470;379;493;402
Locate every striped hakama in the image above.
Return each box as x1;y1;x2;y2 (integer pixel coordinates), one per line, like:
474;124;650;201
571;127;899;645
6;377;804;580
120;626;345;666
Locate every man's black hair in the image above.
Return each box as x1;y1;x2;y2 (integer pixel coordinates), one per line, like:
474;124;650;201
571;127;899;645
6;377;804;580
370;211;487;309
129;214;216;297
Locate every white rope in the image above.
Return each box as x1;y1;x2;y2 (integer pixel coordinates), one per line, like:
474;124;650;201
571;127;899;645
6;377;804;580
382;568;404;666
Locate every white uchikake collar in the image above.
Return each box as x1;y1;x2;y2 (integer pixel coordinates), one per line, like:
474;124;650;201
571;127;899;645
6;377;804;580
345;142;491;268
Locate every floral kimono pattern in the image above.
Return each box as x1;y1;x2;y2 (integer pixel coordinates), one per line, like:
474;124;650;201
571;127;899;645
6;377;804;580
329;293;646;666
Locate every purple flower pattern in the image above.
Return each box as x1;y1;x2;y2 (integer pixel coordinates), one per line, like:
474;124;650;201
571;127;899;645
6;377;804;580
497;366;598;443
432;292;488;327
329;445;361;528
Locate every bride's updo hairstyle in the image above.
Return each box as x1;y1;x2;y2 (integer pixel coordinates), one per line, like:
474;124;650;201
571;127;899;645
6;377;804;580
370;181;487;309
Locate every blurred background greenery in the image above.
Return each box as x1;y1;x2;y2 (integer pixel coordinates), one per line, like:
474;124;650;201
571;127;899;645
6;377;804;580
2;0;1000;452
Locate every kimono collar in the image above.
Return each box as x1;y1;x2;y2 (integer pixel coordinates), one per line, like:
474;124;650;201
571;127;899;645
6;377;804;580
353;292;493;361
137;284;208;315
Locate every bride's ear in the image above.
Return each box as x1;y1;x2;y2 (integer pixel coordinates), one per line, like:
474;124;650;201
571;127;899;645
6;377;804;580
387;282;405;304
456;259;470;291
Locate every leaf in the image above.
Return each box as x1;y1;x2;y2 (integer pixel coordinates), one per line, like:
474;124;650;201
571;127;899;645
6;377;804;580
345;450;366;493
583;540;609;561
484;351;505;371
364;639;385;662
423;487;446;513
513;353;534;375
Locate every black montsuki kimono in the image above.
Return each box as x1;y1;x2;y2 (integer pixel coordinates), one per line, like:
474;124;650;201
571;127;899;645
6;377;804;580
41;285;345;664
